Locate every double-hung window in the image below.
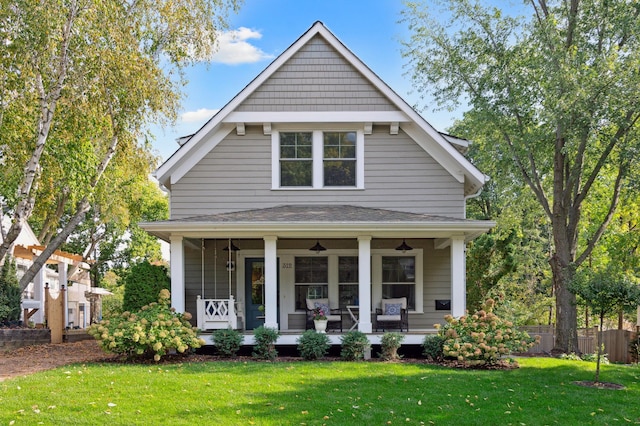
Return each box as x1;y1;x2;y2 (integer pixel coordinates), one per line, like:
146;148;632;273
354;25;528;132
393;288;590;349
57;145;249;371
381;256;416;310
273;130;363;189
338;256;359;308
323;132;356;186
294;257;328;310
280;132;313;187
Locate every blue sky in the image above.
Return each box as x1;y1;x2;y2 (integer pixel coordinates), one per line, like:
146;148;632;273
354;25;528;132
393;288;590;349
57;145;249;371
150;0;461;162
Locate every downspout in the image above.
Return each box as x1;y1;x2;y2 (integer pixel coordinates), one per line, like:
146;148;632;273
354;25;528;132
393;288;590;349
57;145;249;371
463;176;488;219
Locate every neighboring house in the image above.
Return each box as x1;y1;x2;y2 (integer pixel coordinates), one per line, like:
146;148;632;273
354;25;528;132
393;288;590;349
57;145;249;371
141;22;495;340
1;216;102;328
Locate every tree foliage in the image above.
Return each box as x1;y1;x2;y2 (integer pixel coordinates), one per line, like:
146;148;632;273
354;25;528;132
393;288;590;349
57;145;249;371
122;261;170;313
0;0;239;291
402;0;640;352
0;256;21;323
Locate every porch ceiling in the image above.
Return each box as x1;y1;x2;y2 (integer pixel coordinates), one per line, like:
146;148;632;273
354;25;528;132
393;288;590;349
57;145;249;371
141;204;495;243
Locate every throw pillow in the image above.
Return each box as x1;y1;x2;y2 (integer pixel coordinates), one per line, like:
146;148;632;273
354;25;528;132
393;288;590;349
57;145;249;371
384;303;402;316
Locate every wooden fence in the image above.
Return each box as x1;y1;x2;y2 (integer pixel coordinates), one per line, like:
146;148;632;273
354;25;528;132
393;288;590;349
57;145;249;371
519;326;637;363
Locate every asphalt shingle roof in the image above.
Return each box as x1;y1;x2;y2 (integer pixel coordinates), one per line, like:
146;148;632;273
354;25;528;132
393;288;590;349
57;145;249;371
165;205;468;224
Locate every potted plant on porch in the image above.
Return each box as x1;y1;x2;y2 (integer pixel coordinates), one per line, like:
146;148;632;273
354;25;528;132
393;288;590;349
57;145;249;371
312;307;328;333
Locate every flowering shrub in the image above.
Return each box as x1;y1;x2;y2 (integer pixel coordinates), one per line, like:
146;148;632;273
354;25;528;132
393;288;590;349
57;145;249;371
88;289;204;361
437;299;538;365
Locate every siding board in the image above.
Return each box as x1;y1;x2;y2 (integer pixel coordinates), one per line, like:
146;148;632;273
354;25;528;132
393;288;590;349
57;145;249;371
236;35;396;112
170;125;465;218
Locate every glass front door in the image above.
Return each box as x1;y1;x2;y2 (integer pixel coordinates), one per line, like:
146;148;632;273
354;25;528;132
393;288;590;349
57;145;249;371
245;258;270;330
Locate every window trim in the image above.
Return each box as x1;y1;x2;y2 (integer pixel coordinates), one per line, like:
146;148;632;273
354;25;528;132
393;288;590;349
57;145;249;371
272;128;364;190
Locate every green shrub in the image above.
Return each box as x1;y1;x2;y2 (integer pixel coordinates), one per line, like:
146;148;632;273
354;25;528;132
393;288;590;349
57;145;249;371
422;334;445;361
88;289;204;361
122;260;170;312
379;332;404;361
340;331;371;361
252;326;279;360
438;299;538;365
212;328;243;357
0;256;21;324
297;329;330;360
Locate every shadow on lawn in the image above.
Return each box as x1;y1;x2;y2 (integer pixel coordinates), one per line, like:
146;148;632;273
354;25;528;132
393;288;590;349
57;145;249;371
152;355;640;425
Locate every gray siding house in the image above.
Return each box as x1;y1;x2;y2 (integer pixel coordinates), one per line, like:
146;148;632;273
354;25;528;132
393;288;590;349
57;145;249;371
142;22;494;342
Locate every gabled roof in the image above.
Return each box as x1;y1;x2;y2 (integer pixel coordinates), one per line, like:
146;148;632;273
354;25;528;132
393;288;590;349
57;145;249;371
156;21;487;195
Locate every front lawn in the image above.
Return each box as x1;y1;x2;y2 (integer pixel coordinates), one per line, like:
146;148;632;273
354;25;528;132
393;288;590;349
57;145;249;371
1;357;639;425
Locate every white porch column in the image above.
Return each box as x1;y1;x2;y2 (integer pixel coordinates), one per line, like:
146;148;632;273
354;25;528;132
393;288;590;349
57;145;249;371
358;236;372;333
59;262;68;327
264;235;279;329
32;266;46;324
451;236;466;317
170;235;185;313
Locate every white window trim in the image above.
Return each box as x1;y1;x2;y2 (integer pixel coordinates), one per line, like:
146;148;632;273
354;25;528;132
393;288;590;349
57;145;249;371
271;128;364;190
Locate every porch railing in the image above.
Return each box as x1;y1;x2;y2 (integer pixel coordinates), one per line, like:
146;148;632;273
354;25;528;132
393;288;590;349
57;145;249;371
196;295;238;330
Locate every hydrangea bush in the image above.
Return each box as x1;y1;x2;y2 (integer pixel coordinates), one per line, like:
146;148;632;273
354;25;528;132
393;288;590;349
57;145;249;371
438;299;538;365
89;289;204;361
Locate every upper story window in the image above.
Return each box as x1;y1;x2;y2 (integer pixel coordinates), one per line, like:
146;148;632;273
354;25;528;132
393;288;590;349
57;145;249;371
323;132;356;186
272;129;364;189
280;132;312;187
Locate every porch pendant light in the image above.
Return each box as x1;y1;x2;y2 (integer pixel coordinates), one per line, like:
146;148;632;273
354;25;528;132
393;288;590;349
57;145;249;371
395;239;413;253
309;240;326;253
223;240;240;251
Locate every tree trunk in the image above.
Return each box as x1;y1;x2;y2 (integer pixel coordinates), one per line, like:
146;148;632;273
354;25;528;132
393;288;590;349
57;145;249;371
595;315;604;383
550;254;579;353
19;199;90;292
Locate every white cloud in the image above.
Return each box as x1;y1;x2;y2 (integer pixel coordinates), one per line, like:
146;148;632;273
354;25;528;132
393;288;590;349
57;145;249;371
211;27;274;64
181;108;219;123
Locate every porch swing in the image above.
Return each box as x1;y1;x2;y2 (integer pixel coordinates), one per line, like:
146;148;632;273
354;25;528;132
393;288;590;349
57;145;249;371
196;238;238;330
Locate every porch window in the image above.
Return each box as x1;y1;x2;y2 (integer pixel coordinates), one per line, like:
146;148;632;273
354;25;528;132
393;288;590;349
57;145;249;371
381;256;416;310
338;256;358;308
323;132;356;186
294;257;328;310
280;132;312;186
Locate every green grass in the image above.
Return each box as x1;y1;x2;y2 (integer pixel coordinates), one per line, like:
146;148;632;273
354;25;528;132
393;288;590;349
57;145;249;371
1;358;640;425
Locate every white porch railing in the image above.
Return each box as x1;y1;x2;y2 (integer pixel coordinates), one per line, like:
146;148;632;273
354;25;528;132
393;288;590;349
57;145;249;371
196;295;238;330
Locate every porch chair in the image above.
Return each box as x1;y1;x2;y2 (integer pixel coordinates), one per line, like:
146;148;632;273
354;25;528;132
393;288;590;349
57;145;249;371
305;298;343;332
375;297;409;332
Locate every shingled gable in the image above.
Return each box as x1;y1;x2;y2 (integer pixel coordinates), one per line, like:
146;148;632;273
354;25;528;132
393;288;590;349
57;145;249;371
155;21;487;195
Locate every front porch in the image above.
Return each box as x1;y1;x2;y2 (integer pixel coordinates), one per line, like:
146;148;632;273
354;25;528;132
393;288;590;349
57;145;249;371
140;205;495;334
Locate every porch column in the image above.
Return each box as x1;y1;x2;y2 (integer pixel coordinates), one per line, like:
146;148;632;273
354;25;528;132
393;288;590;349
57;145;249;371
170;235;185;312
32;265;46;324
358;236;372;333
59;262;68;327
264;235;278;329
451;236;466;317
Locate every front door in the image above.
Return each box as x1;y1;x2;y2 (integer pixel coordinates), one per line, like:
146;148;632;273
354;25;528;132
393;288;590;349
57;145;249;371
245;258;278;330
